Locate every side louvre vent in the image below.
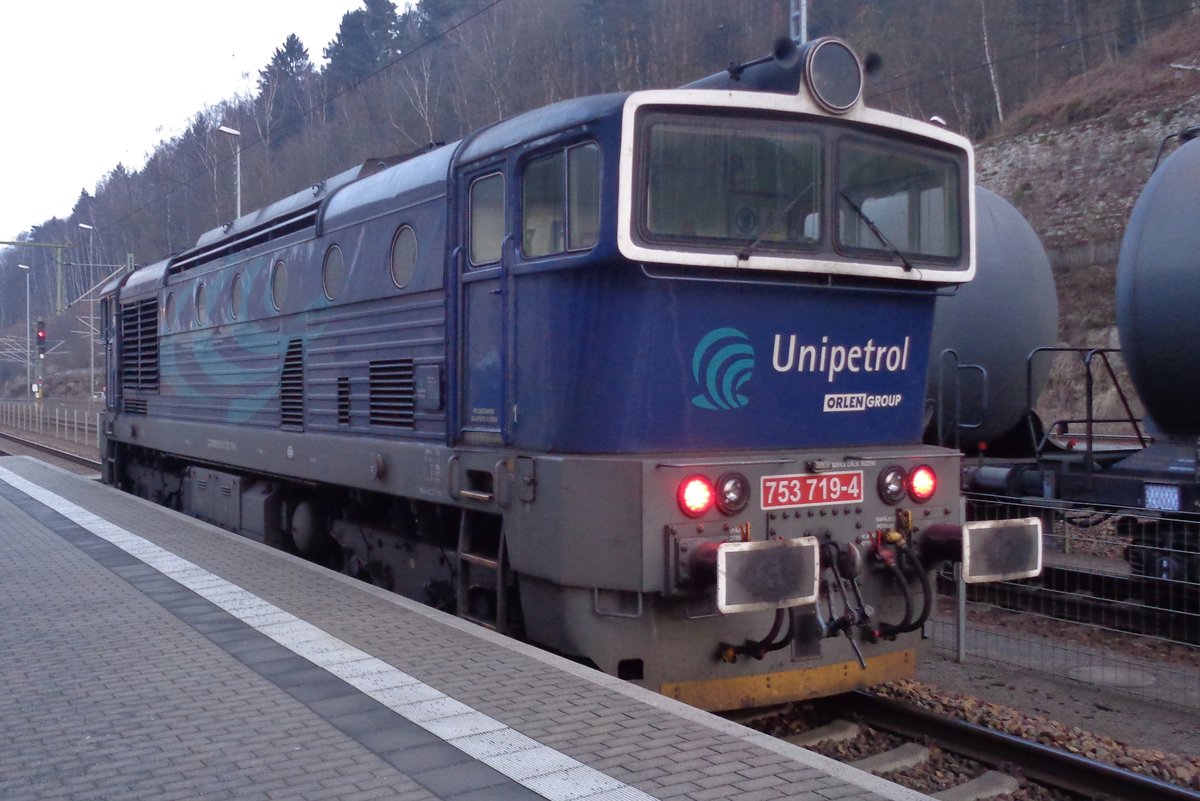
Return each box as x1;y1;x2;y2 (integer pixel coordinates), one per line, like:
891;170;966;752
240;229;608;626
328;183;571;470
337;377;351;425
281;339;304;430
369;359;415;428
120;299;159;393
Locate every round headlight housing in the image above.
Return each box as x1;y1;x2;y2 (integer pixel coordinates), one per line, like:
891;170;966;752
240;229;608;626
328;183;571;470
804;37;864;114
715;472;751;515
878;465;907;505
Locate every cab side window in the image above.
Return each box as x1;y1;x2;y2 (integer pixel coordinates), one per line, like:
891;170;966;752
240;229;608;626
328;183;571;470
470;173;505;266
522;142;599;258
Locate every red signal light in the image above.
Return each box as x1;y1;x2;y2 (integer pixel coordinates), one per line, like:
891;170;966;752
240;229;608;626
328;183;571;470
678;475;715;518
908;465;937;502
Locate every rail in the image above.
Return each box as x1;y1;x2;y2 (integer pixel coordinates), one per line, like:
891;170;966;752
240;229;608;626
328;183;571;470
0;429;102;470
837;691;1199;801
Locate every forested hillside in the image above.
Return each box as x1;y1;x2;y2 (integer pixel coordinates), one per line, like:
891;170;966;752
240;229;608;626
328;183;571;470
2;0;1195;341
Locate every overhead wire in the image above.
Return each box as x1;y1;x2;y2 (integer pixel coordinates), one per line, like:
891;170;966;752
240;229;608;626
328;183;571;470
48;0;1200;250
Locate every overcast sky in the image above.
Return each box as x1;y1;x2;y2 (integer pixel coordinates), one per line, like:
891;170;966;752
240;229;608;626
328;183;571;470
0;1;368;243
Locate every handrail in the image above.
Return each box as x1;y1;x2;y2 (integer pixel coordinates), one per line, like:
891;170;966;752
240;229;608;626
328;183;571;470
1024;347;1146;488
934;348;989;451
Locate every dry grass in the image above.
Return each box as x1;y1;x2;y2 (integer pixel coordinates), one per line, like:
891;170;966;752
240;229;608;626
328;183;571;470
1004;13;1200;135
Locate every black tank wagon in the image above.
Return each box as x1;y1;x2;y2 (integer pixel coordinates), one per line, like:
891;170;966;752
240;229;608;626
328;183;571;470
935;130;1200;601
101;38;1040;710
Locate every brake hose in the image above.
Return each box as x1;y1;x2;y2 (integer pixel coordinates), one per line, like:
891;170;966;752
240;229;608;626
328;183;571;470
897;542;933;633
718;607;795;662
873;558;914;640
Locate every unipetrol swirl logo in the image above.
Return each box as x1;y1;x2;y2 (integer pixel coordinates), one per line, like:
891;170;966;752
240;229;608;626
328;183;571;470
691;328;755;410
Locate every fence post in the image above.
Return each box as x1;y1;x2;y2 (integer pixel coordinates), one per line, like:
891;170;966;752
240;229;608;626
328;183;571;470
954;562;966;663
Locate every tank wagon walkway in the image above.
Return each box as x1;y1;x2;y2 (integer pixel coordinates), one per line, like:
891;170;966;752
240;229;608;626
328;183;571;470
0;456;930;801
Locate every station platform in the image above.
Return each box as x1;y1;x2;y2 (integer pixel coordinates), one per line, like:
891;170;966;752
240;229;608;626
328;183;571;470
0;456;931;801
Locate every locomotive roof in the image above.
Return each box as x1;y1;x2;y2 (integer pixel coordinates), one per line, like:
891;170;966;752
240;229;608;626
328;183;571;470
190;157;404;252
167;94;626;273
321;144;457;232
456;93;626;164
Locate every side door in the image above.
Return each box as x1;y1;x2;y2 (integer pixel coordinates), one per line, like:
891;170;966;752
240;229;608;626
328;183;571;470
457;167;509;444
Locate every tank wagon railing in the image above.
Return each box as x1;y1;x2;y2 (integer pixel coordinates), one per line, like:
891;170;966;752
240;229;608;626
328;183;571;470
936;494;1200;710
1027;347;1147;465
931;348;989;452
0;400;102;452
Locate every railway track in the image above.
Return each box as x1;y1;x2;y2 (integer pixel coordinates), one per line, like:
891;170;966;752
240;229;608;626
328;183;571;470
737;691;1199;800
0;429;102;470
832;692;1197;800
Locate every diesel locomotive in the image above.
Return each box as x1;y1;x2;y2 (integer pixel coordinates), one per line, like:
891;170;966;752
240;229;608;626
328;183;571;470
100;38;1041;710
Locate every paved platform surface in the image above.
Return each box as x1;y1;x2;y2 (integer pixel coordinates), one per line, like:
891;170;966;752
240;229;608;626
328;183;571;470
0;456;932;801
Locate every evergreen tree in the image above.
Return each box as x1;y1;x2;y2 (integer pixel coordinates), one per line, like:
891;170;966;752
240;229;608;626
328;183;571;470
324;1;401;91
257;34;317;146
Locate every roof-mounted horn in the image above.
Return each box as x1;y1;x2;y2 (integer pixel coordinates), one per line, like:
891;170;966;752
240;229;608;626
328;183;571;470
682;36;868;115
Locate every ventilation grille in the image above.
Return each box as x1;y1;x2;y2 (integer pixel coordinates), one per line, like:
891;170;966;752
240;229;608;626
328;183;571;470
120;299;159;393
337;377;351;425
280;339;304;430
369;359;415;428
123;398;148;415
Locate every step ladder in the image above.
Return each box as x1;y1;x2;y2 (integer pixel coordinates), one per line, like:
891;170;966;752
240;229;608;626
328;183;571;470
456;511;510;633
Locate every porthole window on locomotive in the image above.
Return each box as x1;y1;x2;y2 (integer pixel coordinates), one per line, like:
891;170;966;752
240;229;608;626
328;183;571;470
271;259;288;311
322;244;345;300
163;292;175;332
521;142;599;259
469;173;504;266
390;225;417;288
195;282;207;325
230;272;243;319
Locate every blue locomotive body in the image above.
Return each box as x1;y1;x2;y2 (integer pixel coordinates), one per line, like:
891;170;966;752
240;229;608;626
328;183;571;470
102;39;1038;709
511;273;933;452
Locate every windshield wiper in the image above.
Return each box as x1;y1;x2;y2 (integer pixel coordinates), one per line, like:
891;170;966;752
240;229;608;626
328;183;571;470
839;192;914;272
737;181;815;261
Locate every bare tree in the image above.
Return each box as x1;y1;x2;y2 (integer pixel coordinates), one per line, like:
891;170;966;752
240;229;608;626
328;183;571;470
391;49;446;148
980;0;1005;124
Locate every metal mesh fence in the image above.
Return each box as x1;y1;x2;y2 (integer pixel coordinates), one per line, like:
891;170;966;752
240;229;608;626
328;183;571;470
0;400;102;450
933;494;1200;709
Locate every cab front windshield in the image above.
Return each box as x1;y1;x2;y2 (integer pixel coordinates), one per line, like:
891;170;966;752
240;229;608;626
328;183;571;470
637;109;962;265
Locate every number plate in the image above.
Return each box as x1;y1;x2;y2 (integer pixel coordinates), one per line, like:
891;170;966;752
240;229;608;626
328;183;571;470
760;471;864;510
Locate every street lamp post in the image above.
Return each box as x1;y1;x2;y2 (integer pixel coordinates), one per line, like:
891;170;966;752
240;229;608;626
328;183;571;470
15;264;30;396
218;125;242;219
79;223;96;403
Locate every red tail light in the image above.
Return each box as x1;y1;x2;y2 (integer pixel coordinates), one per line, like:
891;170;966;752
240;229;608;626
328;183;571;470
908;465;937;502
678;475;715;517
